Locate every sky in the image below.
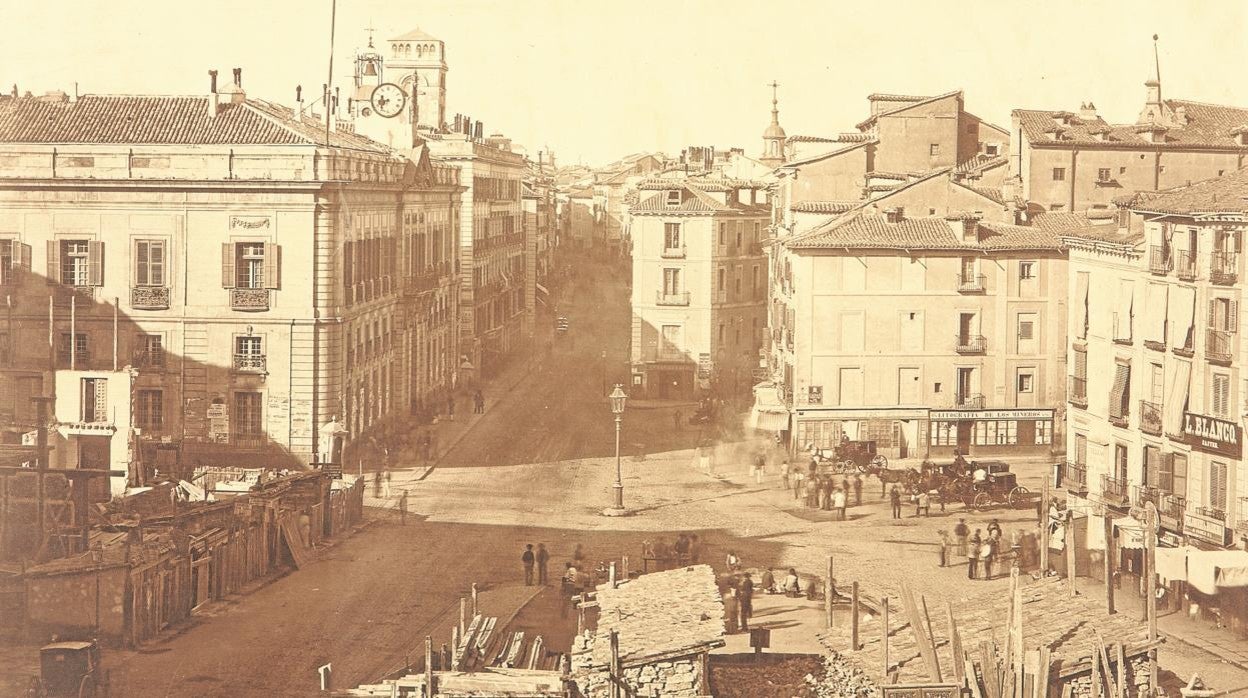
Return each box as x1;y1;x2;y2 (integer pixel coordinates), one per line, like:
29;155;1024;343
3;0;1248;167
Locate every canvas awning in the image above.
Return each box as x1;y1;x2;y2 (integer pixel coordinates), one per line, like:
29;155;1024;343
749;382;789;432
1169;285;1195;349
1148;546;1248;594
1144;282;1168;344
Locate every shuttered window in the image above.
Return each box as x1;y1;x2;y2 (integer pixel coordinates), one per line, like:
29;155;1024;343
1210;461;1228;512
1143;445;1161;487
1212;373;1231;417
134;240;165;286
1209;297;1238;332
1108;362;1131;419
223;242;281;290
1073;347;1088;380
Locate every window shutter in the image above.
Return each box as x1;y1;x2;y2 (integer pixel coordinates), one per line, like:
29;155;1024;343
1230;301;1239;333
95;379;108;422
134;241;147;286
46;240;59;284
263;242;280;290
86;241;104;286
17;243;31;271
221;243;236;288
1209;299;1217;329
343;242;354;290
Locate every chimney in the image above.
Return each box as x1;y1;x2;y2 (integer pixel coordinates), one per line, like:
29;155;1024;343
474;121;483;140
9;84;16;98
233;68;242;88
71;82;79;103
1174;105;1187;126
1145;79;1161;107
1080;101;1097;120
226;67;245;104
295;85;303;119
208;70;221;117
885;207;905;224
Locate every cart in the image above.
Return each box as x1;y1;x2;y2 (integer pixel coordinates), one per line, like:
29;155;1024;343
27;640;109;698
963;461;1034;511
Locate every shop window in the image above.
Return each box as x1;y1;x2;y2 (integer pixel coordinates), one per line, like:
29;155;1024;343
1035;420;1052;445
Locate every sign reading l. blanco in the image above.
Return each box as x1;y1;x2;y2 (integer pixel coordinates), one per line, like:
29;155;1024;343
229;216;272;230
1183;412;1242;458
928;409;1053;421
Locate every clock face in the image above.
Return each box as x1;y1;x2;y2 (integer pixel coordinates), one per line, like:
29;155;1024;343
370;83;406;118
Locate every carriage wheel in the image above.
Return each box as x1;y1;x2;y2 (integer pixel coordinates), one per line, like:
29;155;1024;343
27;676;44;698
840;460;855;473
1008;485;1031;508
973;492;991;511
78;675;96;698
871;455;888;469
904;469;922;486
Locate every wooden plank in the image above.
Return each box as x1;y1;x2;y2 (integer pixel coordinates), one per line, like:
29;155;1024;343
1114;643;1126;698
919;594;942;681
900;583;942;682
965;659;984;698
1092;631;1116;698
278;515;309;569
946;602;965;689
852;582;861;651
1037;647;1052;698
1091;641;1101;698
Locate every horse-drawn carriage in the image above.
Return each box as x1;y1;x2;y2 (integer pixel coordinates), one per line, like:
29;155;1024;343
807;439;888;474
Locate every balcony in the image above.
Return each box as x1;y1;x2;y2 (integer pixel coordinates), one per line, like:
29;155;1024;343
1065;462;1089;494
655;291;690;306
232;353;267;373
1211;251;1238;285
132;351;166;370
956;273;987;293
784;329;793;351
1101;475;1129;505
1195;506;1226;522
1108;410;1130;428
56;349;90;366
955;334;986;354
1068;376;1088;408
1139;400;1163;436
1175;250;1197;281
1160;493;1187;528
660;245;686;259
230;288;270;311
955;393;985;409
130;285;170;310
1149;246;1172;275
1206;328;1233;363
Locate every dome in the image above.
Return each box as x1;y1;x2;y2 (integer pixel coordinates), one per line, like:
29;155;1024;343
764;122;786;139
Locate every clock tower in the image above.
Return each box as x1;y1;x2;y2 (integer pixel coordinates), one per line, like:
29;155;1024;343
348;27;448;148
386;27;448;134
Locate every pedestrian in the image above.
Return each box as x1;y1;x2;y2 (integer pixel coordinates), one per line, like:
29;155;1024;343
889;485;902;519
753;452;765;484
833;487;848;521
792;470;804;501
760;568;776;594
398;490;408;525
738;573;754;631
726;550;741;572
522;544;536;586
841;477;850;499
938;530;949;567
536;543;550;585
673;409;682;430
722;587;739;634
780;459;790;491
981;536;995;580
968;534;981;580
852;474;863;506
915;490;931;517
782;568;801;597
373;470;383;499
446;393;456;421
383;470;392;499
954;518;969;557
987;518;1002;540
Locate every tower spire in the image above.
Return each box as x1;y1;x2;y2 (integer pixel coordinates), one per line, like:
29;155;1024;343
760;80;787;167
769;80;781;123
1152;33;1161;104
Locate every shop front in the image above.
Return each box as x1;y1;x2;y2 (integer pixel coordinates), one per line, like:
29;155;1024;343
1180;411;1242;548
791;407;927;460
927;407;1055;457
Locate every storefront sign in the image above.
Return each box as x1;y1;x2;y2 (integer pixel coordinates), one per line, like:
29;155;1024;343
929;409;1053;421
207;402;230;444
1184;509;1231;547
1183;412;1242;458
697;353;712;380
229;216;271;230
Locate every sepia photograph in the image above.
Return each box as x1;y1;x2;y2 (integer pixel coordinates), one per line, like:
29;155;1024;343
1;1;1248;695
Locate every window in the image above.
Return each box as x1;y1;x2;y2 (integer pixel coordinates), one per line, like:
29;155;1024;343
718;323;725;344
80;377;108;423
660;324;682;358
974;420;1018;445
137;334;164;368
930;420;956;446
1209;461;1228;512
718;223;727;246
665;190;681;206
1109;361;1131;420
663;222;681;250
929;143;940;156
752;265;760;296
58;332;88;364
1097;168;1112;182
134;239;166;286
136;389;163;432
985;144;999;156
1052;167;1066;181
717;267;725;292
235;335;264;371
1035;420;1052;444
222;242;279;290
663;268;681;295
1017;373;1034;393
1018;315;1035;341
1212;372;1231;417
56;239;102;286
1019;261;1036;280
1114;443;1129;481
1049;203;1065;211
1119;166;1127;175
1209;297;1237;332
232;392;264;442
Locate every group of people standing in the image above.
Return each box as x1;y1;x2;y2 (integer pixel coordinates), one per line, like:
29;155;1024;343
781;459;863;522
941;518;1040;580
642;533;701;571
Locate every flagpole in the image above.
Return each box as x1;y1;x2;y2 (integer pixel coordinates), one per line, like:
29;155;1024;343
325;0;338;148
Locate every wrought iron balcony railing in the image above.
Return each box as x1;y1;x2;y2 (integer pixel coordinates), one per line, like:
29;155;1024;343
956;273;987;293
130;285;170;310
1065;462;1089;494
230;288;270;311
955;334;986;353
1207;328;1233;363
232;353;267;373
1211;251;1238;285
1139;400;1163;436
655;291;690;306
1149;245;1172;275
1175;250;1197;281
660;245;686;259
1101;475;1129;505
956;393;985;409
1068;376;1088;408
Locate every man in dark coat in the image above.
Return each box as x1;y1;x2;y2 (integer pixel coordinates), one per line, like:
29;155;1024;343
889;485;903;519
522;544;536;585
738;573;754;631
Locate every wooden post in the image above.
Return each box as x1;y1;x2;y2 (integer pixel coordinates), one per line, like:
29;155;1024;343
451;625;460;667
1010;568;1024;674
1066;510;1077;597
900;584;941;682
1103;509;1115;615
609;629;621;698
1091;643;1102;698
424;636;434;697
1114;643;1126;698
882;597;890;679
609;561;617;588
920;594;942;682
471;582;478;616
945;602;965;689
851;581;860;651
1040;473;1051;574
825;556;834;628
1144;502;1158;697
459;597;467;637
622;555;629;580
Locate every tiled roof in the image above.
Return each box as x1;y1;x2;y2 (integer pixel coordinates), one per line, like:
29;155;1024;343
0;94;391;153
954;180;1006;205
867;93;930;103
856;89;963;130
1015;100;1248;150
632;183;768;215
953;154;1008;176
791;200;860;214
820;577;1150;687
866;171;909;181
1062;222;1142;246
1027;211;1094;233
390;27;441;41
1132;167;1248;215
789;212;1062;251
787;134;840;144
637;177;766;192
583;565;724;668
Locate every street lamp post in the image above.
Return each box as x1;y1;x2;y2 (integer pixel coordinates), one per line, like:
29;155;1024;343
606;384;628;515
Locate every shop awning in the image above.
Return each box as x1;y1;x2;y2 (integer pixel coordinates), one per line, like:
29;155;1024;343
1147;546;1248;594
751;409;789;432
749;382;789;432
